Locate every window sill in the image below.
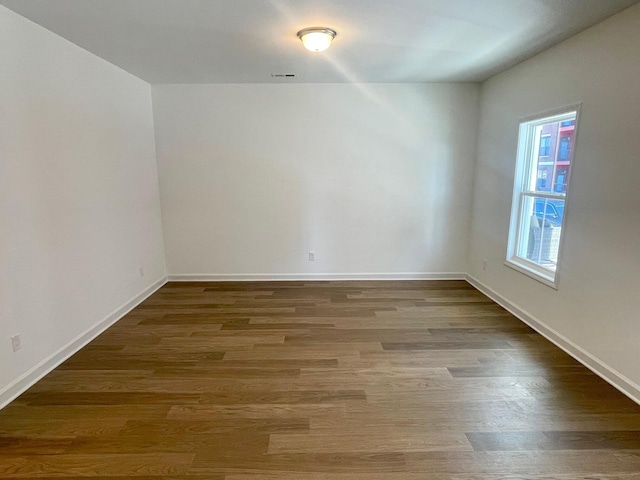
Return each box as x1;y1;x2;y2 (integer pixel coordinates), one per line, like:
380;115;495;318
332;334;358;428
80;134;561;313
504;258;558;290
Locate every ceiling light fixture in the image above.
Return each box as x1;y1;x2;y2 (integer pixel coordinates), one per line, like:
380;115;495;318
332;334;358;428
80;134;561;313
297;27;337;52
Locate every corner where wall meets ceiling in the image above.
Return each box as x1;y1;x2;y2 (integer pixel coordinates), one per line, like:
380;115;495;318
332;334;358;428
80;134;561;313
2;0;639;83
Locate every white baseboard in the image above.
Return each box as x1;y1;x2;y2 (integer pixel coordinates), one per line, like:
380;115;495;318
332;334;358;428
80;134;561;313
167;272;466;282
6;272;636;410
0;276;168;410
466;274;640;405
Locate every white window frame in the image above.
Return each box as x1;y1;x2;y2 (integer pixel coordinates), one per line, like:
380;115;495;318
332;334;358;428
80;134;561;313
505;104;581;288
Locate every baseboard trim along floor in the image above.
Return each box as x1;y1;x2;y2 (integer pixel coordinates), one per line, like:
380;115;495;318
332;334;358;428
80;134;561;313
0;276;168;410
167;272;467;282
466;274;640;405
1;279;638;477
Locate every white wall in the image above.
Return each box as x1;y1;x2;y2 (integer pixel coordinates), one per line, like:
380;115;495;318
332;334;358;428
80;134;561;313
468;4;640;397
153;83;479;279
5;0;637;410
0;6;166;406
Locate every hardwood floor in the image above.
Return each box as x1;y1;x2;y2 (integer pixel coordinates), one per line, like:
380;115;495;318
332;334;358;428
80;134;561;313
1;280;640;478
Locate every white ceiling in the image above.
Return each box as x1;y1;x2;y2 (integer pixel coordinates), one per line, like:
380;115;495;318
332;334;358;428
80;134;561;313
3;0;639;84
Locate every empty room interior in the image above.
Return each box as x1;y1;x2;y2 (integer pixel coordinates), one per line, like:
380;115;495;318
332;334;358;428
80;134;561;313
2;0;640;477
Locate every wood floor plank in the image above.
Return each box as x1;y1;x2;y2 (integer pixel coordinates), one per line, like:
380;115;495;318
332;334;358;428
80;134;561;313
18;392;202;406
382;340;513;350
466;430;640;451
198;389;366;405
1;280;639;478
189;452;407;474
267;431;473;453
0;453;194;477
119;418;310;436
403;450;640;475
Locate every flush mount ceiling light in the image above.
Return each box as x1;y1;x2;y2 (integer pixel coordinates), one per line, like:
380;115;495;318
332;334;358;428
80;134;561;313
296;27;337;52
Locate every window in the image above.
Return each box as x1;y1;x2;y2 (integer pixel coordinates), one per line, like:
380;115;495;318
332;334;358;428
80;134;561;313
559;137;571;161
506;106;579;287
539;135;551;156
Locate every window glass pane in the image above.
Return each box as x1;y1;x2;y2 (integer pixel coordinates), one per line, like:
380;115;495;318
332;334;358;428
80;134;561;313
533;116;575;194
539;135;551;156
558;137;570;161
517;196;565;270
508;107;578;285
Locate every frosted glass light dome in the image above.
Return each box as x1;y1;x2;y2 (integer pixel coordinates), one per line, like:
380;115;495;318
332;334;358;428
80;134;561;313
297;28;337;52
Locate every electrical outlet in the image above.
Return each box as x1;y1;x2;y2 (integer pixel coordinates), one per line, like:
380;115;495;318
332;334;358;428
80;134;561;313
139;267;144;277
482;259;488;271
11;334;21;352
308;251;316;261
